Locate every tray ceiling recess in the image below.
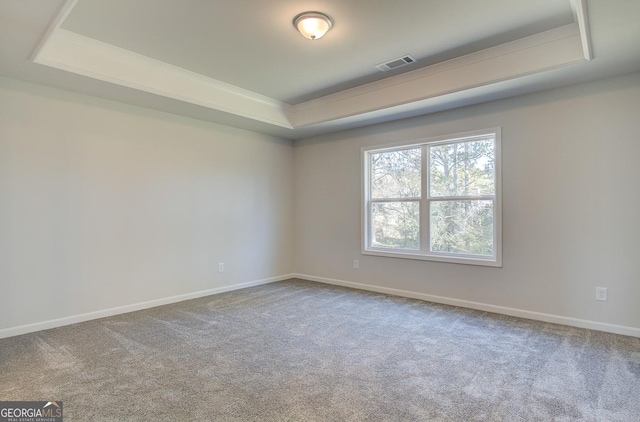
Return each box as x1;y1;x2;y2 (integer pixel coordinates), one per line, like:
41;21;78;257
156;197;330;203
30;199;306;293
32;0;592;136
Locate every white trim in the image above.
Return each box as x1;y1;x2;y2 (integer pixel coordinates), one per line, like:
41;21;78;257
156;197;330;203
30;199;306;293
361;249;502;267
493;128;503;267
421;144;429;253
291;24;585;127
31;1;591;135
294;273;640;338
0;274;294;339
4;273;636;340
34;29;293;129
362;128;502;267
571;0;593;61
295;24;581;112
30;0;79;62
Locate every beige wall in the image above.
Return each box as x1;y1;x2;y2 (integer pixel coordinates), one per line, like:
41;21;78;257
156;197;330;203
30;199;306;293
294;72;640;331
0;77;294;331
2;72;639;336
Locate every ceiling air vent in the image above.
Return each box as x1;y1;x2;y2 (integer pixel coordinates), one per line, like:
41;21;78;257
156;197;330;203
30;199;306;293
375;55;417;72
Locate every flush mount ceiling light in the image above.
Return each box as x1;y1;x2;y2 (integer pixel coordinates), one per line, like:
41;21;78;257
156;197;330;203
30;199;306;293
293;11;333;40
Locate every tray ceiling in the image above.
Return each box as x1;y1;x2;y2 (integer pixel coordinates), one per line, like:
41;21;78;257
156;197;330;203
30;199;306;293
1;0;639;139
60;0;574;103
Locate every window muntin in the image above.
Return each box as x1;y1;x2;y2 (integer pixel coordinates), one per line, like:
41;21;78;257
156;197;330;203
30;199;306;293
363;129;501;267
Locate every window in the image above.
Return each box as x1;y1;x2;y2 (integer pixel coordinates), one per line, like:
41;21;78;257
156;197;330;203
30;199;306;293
362;128;501;267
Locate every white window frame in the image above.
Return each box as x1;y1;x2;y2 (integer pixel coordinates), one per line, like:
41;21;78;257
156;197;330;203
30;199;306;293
362;128;502;267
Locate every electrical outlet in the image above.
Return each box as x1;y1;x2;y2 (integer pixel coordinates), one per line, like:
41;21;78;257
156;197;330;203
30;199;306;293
218;262;224;273
595;287;607;301
353;259;359;269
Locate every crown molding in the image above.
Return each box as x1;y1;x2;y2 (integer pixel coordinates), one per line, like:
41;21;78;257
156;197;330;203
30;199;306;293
570;0;593;61
30;0;80;63
291;24;585;127
33;28;293;129
32;0;592;135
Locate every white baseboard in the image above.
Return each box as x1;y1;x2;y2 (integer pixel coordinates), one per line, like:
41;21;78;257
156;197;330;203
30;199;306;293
4;273;638;339
0;274;294;339
294;273;640;338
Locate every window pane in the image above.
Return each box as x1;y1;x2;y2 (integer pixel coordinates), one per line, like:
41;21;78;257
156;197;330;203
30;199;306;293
371;148;421;199
371;201;420;250
430;200;493;256
429;139;494;197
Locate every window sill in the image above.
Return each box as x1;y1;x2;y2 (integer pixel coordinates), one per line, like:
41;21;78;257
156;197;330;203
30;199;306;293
362;248;502;267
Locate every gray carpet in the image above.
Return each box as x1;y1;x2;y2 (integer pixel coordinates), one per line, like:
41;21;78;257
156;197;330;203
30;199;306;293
1;279;638;421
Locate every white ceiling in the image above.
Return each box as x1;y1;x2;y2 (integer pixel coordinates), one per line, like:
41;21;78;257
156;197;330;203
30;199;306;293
1;0;639;139
60;0;574;103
